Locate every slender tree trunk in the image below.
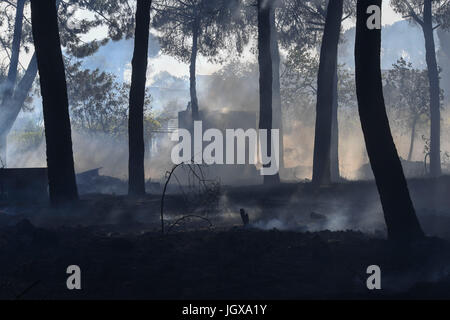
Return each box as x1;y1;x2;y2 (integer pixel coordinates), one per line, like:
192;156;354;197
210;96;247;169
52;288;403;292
1;0;25;105
0;0;26;165
190;22;199;120
330;68;340;181
355;0;424;241
312;0;343;186
422;0;441;177
30;0;78;204
128;0;152;196
0;54;38;142
258;0;280;185
407;115;418;161
270;6;284;172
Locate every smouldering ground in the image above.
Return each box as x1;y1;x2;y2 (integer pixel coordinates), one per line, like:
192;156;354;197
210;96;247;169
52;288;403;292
1;177;450;299
1;222;450;299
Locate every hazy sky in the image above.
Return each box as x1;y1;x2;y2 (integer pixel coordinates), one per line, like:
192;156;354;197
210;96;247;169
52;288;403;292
192;2;405;77
2;2;406;81
155;2;405;78
382;1;404;24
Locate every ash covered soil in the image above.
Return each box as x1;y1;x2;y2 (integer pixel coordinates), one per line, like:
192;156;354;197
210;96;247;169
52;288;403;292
1;177;450;299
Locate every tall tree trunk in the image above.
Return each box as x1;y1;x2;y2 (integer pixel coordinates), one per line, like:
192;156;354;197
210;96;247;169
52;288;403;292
312;0;343;186
422;0;441;177
0;0;26;165
128;0;152;196
258;0;280;185
30;0;78;204
190;22;199;120
270;6;284;172
330;68;340;181
355;0;424;241
407;115;418;161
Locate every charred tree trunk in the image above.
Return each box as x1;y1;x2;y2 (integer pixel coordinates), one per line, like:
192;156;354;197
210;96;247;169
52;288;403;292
270;6;284;172
190;22;200;121
407;115;418;161
0;0;26;164
355;0;424;241
422;0;441;177
330;68;340;181
258;0;280;185
312;0;343;186
128;0;152;196
30;0;78;204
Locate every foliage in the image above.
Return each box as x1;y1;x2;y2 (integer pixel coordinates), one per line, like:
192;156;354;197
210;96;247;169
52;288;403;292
0;0;138;122
277;0;356;51
65;60;160;140
8;117;44;153
384;58;444;133
152;0;247;63
384;58;431;128
0;0;134;65
281;46;357;110
390;0;450;28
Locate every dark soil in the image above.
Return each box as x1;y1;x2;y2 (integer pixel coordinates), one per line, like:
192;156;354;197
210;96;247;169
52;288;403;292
0;177;450;300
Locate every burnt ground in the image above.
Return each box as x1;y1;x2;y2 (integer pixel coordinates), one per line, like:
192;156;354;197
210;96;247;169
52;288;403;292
1;176;450;299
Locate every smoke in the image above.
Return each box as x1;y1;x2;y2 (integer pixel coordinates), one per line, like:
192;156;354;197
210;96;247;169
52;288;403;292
8;60;449;184
339;20;434;70
213;182;387;235
6;128;176;183
7;138;46;168
5;11;449;193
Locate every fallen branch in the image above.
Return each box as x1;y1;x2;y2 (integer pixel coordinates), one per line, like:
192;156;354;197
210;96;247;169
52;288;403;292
166;215;213;233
